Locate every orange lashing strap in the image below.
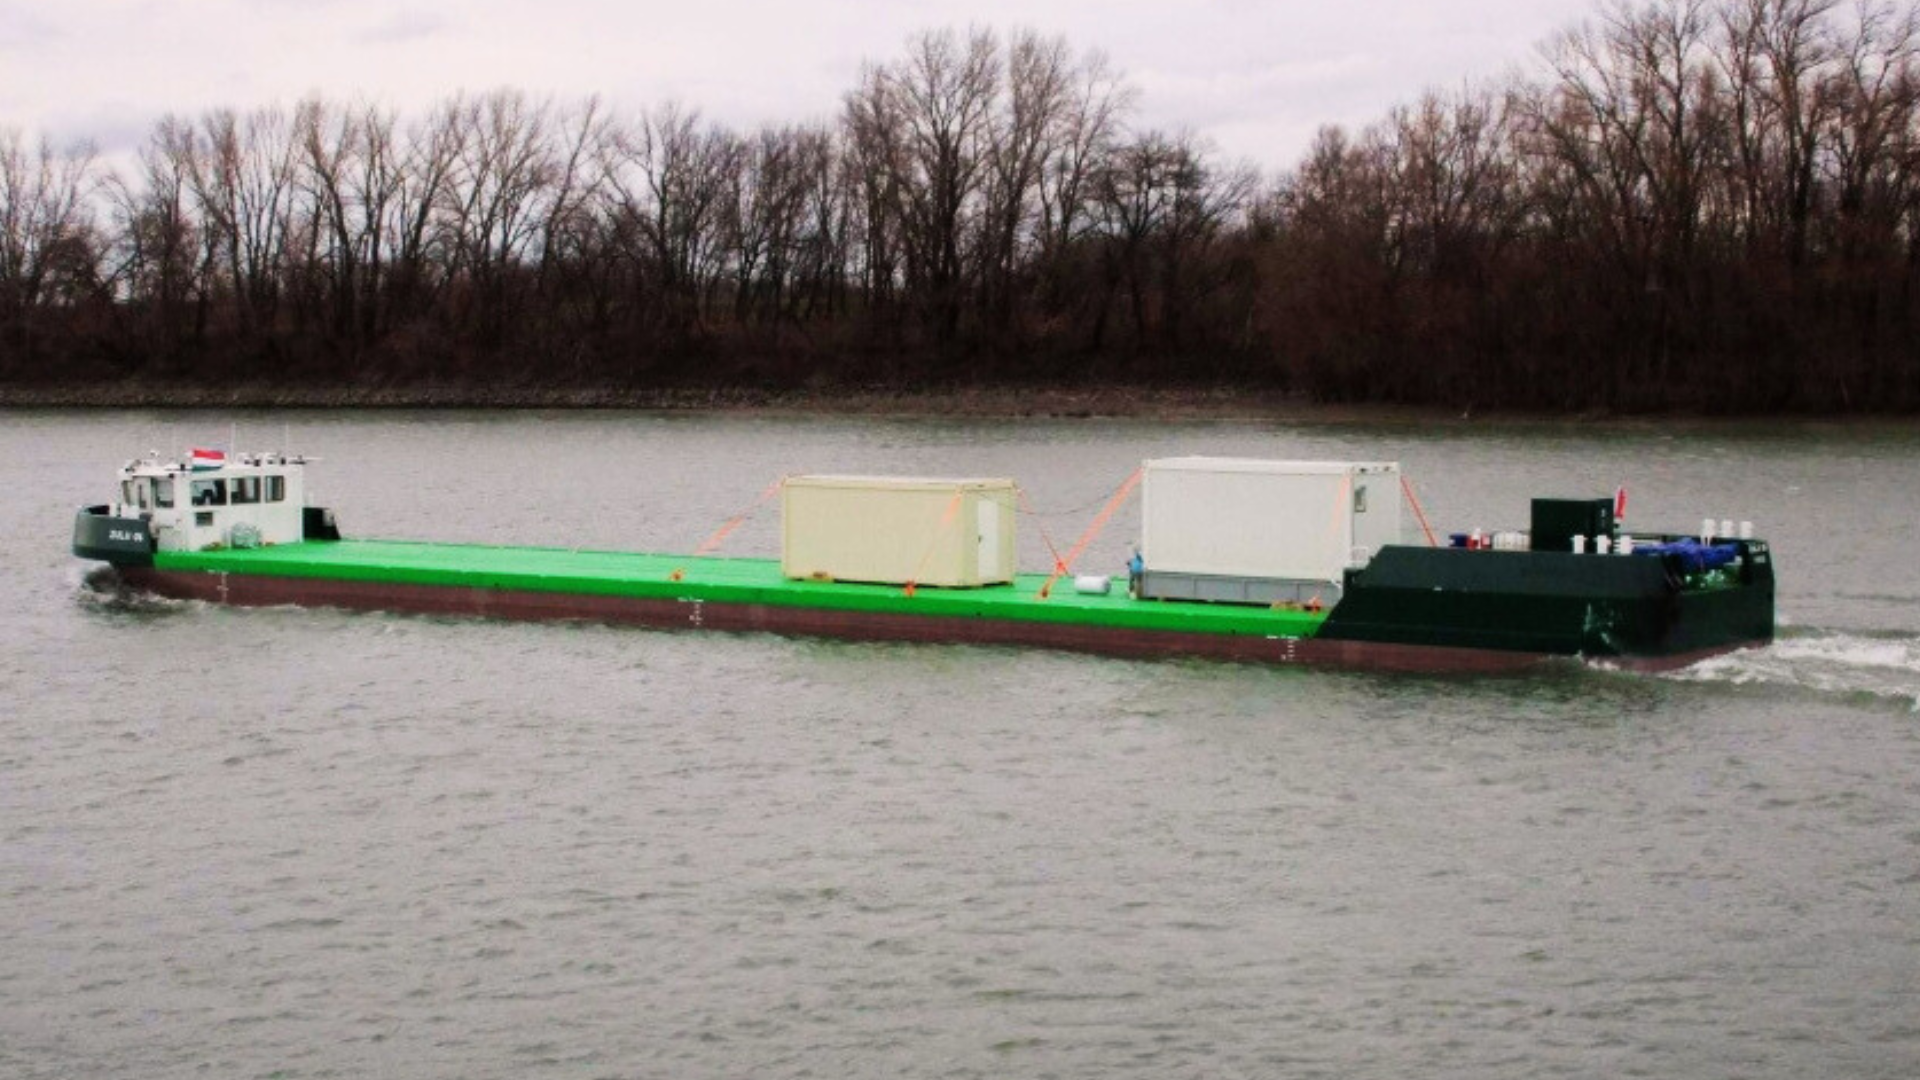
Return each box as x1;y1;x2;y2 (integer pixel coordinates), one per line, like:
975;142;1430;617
1039;467;1142;599
1323;473;1352;551
696;476;786;556
1016;486;1069;577
1400;474;1439;548
903;490;967;597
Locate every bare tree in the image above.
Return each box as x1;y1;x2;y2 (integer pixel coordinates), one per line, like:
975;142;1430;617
299;98;369;344
1822;0;1919;258
850;28;1001;342
840;68;908;324
8;8;1920;411
1716;0;1839;264
792;125;851;324
441;89;558;347
385;98;465;329
724;124;822;325
1380;88;1521;279
976;30;1074;342
602;103;740;338
0;131;100;326
1091;129;1251;358
1038;51;1130;261
188;106;301;335
536;95;611;297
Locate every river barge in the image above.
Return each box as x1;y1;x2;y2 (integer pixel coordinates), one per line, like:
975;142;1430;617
73;451;1774;673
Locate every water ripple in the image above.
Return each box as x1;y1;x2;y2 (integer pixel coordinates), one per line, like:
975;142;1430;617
9;412;1920;1080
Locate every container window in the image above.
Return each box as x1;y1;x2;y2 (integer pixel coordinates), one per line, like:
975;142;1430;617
155;479;175;508
230;476;261;504
265;475;285;502
190;479;227;506
1353;485;1368;514
195;511;214;527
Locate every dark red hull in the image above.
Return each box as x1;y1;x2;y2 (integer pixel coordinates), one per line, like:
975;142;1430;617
116;567;1740;675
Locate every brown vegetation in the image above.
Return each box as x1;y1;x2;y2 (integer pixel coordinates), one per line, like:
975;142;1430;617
2;1;1918;412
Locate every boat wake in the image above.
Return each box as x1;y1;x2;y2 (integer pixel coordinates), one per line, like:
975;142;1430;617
70;564;193;617
1666;626;1920;713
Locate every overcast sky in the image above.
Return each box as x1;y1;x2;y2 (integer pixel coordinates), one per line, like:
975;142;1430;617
2;0;1599;170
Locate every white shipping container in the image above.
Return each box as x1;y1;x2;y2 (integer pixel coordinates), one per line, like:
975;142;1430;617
1140;458;1401;583
781;475;1017;587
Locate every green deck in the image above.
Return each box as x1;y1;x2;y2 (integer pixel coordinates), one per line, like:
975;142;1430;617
154;540;1329;639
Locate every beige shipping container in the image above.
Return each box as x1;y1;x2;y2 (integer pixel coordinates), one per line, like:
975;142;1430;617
781;476;1017;587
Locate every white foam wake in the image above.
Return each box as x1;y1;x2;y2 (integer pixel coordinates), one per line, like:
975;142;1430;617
1669;629;1920;713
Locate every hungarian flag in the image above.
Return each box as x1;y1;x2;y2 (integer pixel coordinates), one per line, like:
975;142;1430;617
190;447;226;471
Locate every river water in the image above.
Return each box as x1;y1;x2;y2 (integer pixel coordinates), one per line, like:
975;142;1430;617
4;410;1918;1079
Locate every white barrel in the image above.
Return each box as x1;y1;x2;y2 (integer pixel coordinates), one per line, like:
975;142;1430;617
1595;534;1613;555
1702;518;1716;541
1571;535;1587;554
1072;574;1112;595
1618;534;1634;554
1720;519;1733;540
1738;520;1753;540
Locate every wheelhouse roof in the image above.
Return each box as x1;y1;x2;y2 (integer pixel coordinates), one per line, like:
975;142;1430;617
120;453;312;478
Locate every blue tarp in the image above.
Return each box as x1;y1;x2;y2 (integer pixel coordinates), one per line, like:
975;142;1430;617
1633;539;1741;572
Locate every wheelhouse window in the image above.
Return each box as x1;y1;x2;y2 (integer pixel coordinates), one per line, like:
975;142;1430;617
190;478;227;506
155;478;175;508
230;476;261;504
265;475;285;503
121;480;138;506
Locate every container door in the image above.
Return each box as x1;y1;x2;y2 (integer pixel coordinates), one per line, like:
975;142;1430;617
976;496;1001;581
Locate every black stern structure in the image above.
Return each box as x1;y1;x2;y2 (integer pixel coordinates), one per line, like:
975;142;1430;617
71;506;155;567
1319;536;1775;665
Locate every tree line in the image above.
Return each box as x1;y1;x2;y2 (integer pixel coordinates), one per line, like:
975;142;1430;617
2;0;1917;411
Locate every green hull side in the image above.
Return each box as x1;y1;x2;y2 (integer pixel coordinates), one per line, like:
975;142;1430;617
153;539;1330;641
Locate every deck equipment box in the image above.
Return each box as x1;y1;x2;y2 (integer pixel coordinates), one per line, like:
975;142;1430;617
781;475;1017;588
1139;457;1401;604
1530;498;1614;555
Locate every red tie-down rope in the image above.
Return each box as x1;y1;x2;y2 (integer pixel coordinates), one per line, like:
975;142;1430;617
1039;467;1143;599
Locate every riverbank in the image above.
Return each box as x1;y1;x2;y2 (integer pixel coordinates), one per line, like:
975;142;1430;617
3;380;1910;427
0;382;1438;421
